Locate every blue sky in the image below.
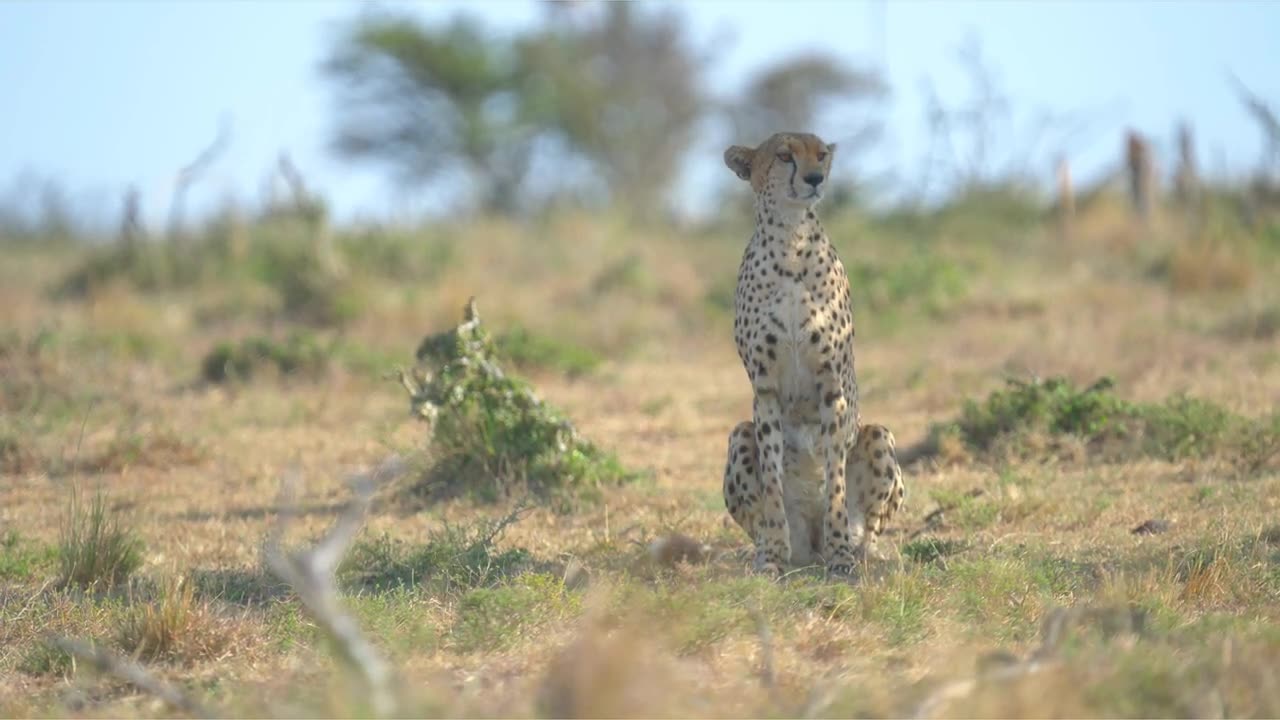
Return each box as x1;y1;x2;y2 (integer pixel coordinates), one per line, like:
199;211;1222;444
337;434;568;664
1;0;1277;227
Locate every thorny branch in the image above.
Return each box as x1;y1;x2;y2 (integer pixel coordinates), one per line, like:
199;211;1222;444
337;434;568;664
265;455;408;718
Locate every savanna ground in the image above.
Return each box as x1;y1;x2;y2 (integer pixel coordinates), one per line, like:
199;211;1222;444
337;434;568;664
2;191;1280;717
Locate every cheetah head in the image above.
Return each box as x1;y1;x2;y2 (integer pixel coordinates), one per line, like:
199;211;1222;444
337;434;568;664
723;132;836;207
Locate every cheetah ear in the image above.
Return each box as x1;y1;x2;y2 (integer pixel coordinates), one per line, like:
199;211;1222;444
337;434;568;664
723;145;756;182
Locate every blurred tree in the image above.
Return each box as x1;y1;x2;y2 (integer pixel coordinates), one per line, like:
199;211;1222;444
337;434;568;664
519;3;712;216
732;53;886;149
724;53;886;213
324;5;712;217
324;14;536;213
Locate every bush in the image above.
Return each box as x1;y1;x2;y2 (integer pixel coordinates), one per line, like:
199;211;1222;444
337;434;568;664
902;537;968;564
926;376;1280;471
495;326;602;378
339;512;532;594
398;299;638;502
201;333;332;384
17;641;75;677
449;573;577;653
845;254;968;315
54;243;199;298
58;486;144;590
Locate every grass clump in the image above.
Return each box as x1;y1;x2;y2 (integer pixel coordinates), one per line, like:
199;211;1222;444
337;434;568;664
339;513;532;594
201;332;332;384
902;536;968;564
926;375;1280;470
58;486;144;590
0;423;41;475
450;573;579;653
82;428;204;473
398;299;638;502
16;641;76;677
845;253;969;316
495;326;602;378
116;575;240;664
0;531;58;581
54;243;195;298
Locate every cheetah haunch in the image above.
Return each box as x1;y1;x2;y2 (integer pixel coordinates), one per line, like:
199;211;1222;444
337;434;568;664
720;132;904;577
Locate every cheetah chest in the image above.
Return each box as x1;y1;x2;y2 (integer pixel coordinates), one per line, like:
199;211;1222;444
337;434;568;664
763;276;835;456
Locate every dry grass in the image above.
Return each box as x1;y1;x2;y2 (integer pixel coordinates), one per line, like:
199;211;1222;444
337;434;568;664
116;574;246;664
1;197;1279;717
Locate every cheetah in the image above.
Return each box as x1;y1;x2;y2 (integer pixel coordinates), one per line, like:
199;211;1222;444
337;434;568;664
720;132;905;577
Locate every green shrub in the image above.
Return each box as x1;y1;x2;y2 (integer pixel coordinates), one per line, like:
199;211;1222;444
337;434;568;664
398;299;638;502
17;641;75;677
927;376;1280;470
449;573;576;652
339;228;454;282
201;333;332;384
0;531;58;581
902;536;968;564
53;243;199;298
845;254;968;314
495;326;602;378
339;514;531;594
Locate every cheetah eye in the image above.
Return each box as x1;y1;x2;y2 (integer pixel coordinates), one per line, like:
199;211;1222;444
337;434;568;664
776;151;793;163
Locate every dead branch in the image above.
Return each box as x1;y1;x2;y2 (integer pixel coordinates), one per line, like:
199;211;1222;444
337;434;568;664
167;118;231;243
478;500;534;548
1125;130;1156;224
264;455;407;718
1055;156;1074;241
120;186;143;250
52;637;216;719
276;153;310;209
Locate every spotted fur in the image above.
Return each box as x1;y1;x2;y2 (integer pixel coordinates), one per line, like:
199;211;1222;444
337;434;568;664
720;132;905;577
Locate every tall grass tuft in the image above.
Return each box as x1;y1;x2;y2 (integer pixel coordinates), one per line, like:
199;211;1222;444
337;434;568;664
58;485;144;590
117;574;239;664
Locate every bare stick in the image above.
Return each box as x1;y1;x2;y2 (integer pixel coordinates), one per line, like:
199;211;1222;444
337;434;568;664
167;118;231;243
264;456;406;718
52;637;216;719
120;186;143;250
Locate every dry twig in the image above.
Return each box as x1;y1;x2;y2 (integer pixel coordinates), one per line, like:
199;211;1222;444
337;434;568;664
264;456;406;718
51;637;216;719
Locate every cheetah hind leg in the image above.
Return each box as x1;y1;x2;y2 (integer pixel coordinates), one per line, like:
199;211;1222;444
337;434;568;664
723;421;785;577
847;423;906;562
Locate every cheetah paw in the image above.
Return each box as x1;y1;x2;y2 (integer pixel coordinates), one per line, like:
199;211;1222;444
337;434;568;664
753;550;786;579
825;562;856;578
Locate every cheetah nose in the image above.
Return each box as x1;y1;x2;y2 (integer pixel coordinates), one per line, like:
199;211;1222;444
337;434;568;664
803;172;824;188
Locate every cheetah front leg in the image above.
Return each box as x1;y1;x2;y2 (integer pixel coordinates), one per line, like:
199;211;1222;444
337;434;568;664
847;423;906;560
742;391;790;575
819;383;858;576
723;421;763;547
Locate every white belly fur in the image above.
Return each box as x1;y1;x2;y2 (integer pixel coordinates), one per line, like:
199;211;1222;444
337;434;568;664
770;279;827;564
772;279;822;456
